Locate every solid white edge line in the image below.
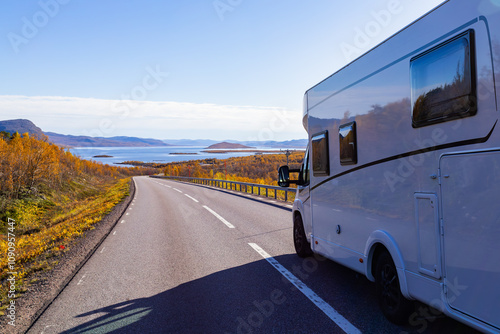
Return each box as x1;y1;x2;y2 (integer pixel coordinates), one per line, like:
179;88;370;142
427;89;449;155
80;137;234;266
184;194;199;203
248;243;361;334
202;205;235;229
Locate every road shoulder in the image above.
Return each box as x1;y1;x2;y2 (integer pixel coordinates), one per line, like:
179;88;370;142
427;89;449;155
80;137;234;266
1;179;136;334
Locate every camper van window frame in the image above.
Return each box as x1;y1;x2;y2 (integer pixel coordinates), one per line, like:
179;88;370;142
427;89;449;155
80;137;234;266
410;29;476;128
339;121;358;165
311;131;329;177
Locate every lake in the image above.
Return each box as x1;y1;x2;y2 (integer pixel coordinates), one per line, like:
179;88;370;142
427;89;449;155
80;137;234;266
69;146;303;166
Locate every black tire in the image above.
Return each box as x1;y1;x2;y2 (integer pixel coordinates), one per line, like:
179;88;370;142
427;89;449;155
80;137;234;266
375;251;414;325
293;214;313;257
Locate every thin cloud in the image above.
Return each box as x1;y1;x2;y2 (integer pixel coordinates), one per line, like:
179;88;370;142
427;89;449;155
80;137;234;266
0;95;305;141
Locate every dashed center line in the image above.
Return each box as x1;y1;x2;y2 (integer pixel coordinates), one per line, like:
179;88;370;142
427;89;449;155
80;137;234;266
41;325;56;334
100;247;106;253
184;194;199;203
248;243;361;334
77;273;87;286
203;206;235;229
173;188;182;193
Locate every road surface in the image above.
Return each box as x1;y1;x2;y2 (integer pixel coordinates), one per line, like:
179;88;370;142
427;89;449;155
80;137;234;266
28;176;476;333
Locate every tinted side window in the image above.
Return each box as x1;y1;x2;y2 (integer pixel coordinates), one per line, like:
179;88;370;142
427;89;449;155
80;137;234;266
311;131;329;176
410;30;476;128
339;122;357;165
301;147;310;185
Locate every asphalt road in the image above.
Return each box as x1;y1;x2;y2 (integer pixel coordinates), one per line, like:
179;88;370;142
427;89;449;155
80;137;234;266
27;176;477;334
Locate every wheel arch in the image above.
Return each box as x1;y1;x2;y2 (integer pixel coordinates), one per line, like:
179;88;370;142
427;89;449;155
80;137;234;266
292;198;312;243
364;230;412;300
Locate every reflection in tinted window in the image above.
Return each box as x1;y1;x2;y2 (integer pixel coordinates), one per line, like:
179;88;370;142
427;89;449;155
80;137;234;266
339;122;357;165
411;30;476;128
312;131;329;176
301;147;310;184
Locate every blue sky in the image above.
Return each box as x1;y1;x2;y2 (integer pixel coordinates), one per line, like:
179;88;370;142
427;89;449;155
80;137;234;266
0;0;443;141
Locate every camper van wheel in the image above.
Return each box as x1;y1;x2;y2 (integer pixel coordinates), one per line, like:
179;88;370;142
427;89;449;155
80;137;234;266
293;214;313;257
375;251;413;325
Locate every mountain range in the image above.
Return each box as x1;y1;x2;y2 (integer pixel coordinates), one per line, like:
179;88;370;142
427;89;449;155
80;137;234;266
0;119;307;148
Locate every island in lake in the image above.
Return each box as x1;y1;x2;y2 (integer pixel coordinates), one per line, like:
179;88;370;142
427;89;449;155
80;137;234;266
93;154;113;158
202;141;261;153
205;142;254;149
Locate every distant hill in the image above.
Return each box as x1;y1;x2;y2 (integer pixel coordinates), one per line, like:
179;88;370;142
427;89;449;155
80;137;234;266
163;139;218;147
0;119;44;138
163;139;308;148
236;139;307;148
0;119;307;148
206;142;254;149
45;132;170;147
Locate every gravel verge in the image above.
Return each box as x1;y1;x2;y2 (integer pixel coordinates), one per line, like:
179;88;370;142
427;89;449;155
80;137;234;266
1;178;136;334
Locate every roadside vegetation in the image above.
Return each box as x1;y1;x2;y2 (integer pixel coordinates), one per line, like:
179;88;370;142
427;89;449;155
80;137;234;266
0;132;154;311
160;152;305;183
158;151;306;201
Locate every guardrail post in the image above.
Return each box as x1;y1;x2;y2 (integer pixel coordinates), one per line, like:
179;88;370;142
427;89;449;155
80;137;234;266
285;191;288;202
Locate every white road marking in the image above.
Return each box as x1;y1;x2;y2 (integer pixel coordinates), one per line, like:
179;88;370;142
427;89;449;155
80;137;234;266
113;231;117;235
100;247;106;254
77;273;87;286
121;220;125;224
184;194;199;203
126;213;130;216
248;243;361;334
41;325;56;334
173;188;182;193
165;185;172;188
129;207;132;210
203;206;235;229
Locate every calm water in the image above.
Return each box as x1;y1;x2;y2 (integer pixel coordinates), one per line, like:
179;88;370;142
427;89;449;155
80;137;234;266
69;146;297;166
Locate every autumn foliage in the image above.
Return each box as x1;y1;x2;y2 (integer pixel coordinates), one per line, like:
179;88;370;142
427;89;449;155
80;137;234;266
161;152;305;185
0;132;149;199
0;133;154;308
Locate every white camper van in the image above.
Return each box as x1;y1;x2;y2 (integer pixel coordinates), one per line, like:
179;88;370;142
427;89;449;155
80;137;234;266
278;0;500;332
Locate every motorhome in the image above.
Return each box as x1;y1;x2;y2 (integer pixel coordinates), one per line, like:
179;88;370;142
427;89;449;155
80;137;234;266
278;0;500;332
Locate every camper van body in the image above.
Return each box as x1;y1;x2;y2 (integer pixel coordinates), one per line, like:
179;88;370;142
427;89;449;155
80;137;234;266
287;0;500;332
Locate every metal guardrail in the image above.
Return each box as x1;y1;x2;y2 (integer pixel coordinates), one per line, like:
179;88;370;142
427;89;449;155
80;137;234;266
150;175;296;202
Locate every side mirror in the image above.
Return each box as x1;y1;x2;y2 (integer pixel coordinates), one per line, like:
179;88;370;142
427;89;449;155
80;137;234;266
278;165;290;187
